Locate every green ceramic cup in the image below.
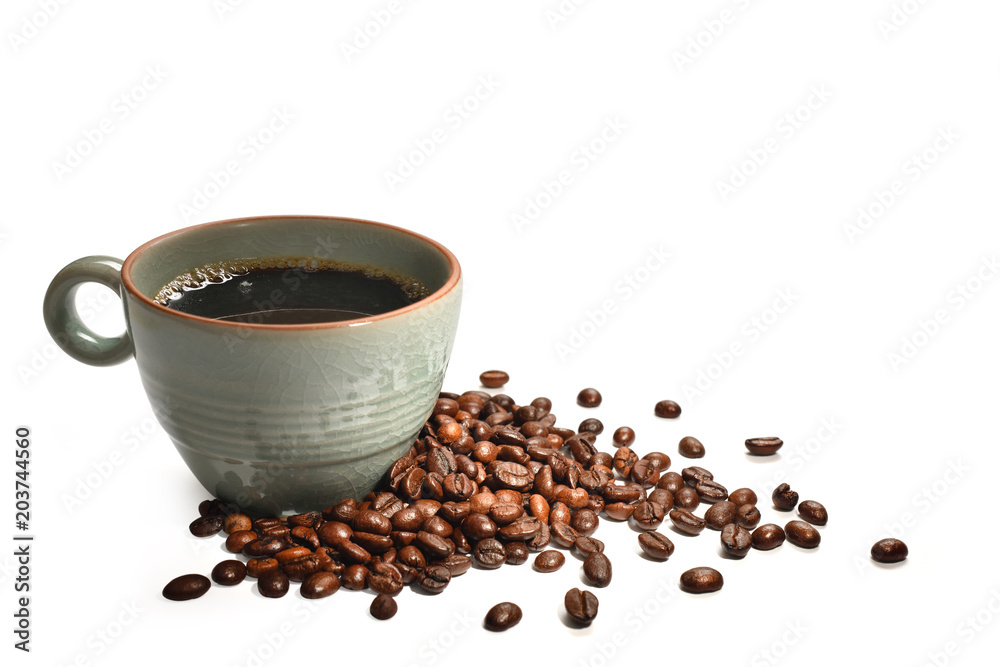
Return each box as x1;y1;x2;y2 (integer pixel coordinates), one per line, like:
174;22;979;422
43;215;462;515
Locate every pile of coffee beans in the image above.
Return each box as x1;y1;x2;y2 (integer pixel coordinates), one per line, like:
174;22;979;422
166;374;906;628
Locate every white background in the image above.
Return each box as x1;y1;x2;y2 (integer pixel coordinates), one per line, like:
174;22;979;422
4;1;1000;666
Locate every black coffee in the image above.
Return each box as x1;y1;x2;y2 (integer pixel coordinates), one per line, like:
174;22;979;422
155;258;429;324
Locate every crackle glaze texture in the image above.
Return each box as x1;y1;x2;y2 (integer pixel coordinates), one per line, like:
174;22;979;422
122;216;461;515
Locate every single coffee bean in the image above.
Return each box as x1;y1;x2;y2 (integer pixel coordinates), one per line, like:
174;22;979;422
564;588;599;625
370;594;398;620
579;418;604;435
677;436;704;458
211;560;247;586
480;370;509;388
440;554;473;577
745;436;783;456
337;540;372;565
674;487;701;510
571;509;600;537
638;531;674;560
461;513;498;541
283;554;321;582
550;521;581;548
612;426;635;446
727;487;757;507
504;541;529;565
246;557;279;579
705;501;737;531
498;516;542;542
289;526;321;550
395;563;418;585
669;508;706;535
679;567;723;593
397;545;426;569
772;483;799;511
647;488;674;512
225;530;258;553
367;562;404;596
473;538;507;569
798;500;828;526
198;499;229;517
696;479;729;504
484;602;522;631
416;564;452;594
641;451;671;471
243;536;290;558
612;447;639;478
630;459;660;487
163;574;210;601
341;564;368;590
631;501;666;530
735;504;761;530
189;515;225;537
317;521;353;546
572;536;605;559
681;466;713;486
604;502;635;521
301;571;341;599
654;400;681;418
657;471;685;494
257;569;290;598
721;524;752;558
785;520;821;548
489;502;524;526
533;550;566;573
582;552;612;587
577;388;602;407
415;531;455;559
489;461;534;491
751;524;786;550
871;538;908;563
223;513;252;534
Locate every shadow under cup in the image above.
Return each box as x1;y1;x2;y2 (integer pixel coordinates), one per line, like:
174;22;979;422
121;216;462;515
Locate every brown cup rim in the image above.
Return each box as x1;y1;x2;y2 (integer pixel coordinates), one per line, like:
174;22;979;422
120;214;462;331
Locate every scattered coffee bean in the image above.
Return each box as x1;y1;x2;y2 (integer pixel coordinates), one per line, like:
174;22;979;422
367;562;404;596
679;567;723;593
223;513;252;534
211;560;247;586
416;564;452;594
654;400;681;418
631;501;666;530
657;472;685;494
473;538;507;569
751;524;785;550
504;541;529;565
638;531;674;560
370;594;398;620
669;508;706;535
785;520;821;549
301;572;340;599
257;569;290;598
189;515;224;538
705;501;737;531
798;500;828;526
612;427;636;446
772;483;799;511
564;588;599;625
341;564;368;591
485;602;522;631
681;465;713;486
677;436;704;458
579;418;604;435
720;524;752;558
582;552;613;587
533;550;565;573
727;487;757;507
246;557;279;579
163;574;210;601
572;536;605;559
642;451;671;471
871;538;908;563
480;370;509;388
735;504;761;530
673;487;701;511
577;388;602;407
647;488;674;512
696;479;729;504
745;437;783;456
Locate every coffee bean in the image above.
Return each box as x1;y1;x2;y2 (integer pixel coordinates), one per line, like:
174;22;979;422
679;567;723;593
243;536;290;558
337;540;372;565
246;557;279;579
735;504;761;530
198;499;229;517
579;418;604;435
612;426;636;446
416;564;451;594
564;588;599;625
301;571;341;599
751;524;785;550
657;472;685;494
577;388;602;407
257;569;290;598
630;460;660;487
223;513;252;534
504;542;529;565
604;502;634;521
550;521;581;548
225;530;258;553
440;554;473;576
647;488;674;512
289;526;321;550
721;524;752;558
282;555;321;582
638;531;674;560
582;552;612;587
317;521;353;547
480;370;509;388
341;564;368;590
772;483;799;511
696;479;729;504
489;502;524;526
681;466;713;486
368;562;404;596
473;538;507;569
674;487;700;510
705;501;737;531
677;436;704;458
498;516;542;542
798;500;828;526
654;400;681;418
871;538;908;563
211;560;247;586
415;531;455;559
641;451;671;471
669;508;706;535
727;487;757;507
785;520;821;548
631;501;666;531
461;513;498;541
489;461;534;491
370;594;398;620
745;437;783;456
572;536;605;559
571;509;600;537
163;574;210;601
484;602;522;631
189;515;224;537
533;550;566;573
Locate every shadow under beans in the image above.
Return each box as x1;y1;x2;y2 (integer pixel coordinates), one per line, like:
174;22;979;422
558;606;596;632
716;544;748;561
744;453;783;465
870;560;909;571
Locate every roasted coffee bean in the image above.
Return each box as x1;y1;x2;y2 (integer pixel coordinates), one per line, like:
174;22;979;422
528;521;551;551
252;517;283;533
613;447;639;478
604;502;635;521
421;515;454;538
489;461;534;491
257;569;290;598
223;513;252;534
336;540;372;565
679;567;723;593
243;536;289;558
259;524;290;539
579;418;604;435
443;473;477;501
751;524;785;550
549;501;573;525
211;560;246;586
533;550;566;573
577;388;602;407
484;602;522;631
198;499;229;517
677;436;704;458
772;483;799;511
415;531;455;559
451;528;471;554
571;509;600;537
745;437;783;456
735;504;761;530
871;538;908;563
391;506;425;532
325;498;358;523
163;574;210;601
289;526;321;550
504;541;529;565
572;536;605;559
498;516;542;542
727;488;757;507
681;466;713;486
370;594;398;620
246;558;279;579
352;532;394;555
657;472;685;494
225;530;258;553
189;515;225;537
631;501;666;531
638;531;674;560
785;520;821;548
630;460;660;487
705;501;737;530
582;552;612;587
317;521;353;547
489;502;524;526
669;508;706;535
341;564;369;590
480;370;509;388
282;555;321;582
416;564;452;594
288;511;322;528
301;571;341;599
696;479;729;504
461;513;498;541
367;562;404;596
674;487;701;510
473;538;507;569
397;545;426;569
550;521;581;548
798;500;828;526
439;554;473;577
412;499;443;518
564;588;599;625
275;546;312;564
721;524;752;558
529;494;550;523
654;400;681;418
641;453;671;474
395;563;418;585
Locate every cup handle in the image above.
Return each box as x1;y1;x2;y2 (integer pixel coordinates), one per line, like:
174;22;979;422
43;255;135;366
